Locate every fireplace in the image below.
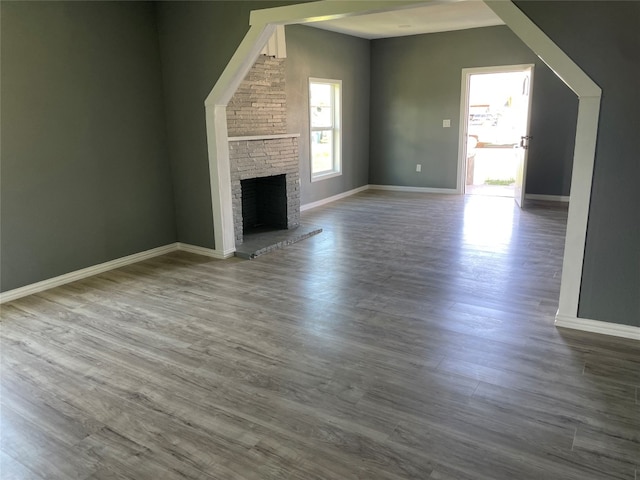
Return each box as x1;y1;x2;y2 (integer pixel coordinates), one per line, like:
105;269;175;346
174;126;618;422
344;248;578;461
241;174;287;234
228;134;299;244
227;54;300;245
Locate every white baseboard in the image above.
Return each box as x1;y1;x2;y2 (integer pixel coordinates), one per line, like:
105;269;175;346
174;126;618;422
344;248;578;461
369;184;458;195
176;242;234;259
0;241;238;304
0;244;178;304
555;313;640;340
525;194;570;203
300;185;369;212
301;184;460;212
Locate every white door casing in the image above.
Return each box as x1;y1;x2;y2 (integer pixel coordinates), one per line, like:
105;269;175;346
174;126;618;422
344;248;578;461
457;63;535;207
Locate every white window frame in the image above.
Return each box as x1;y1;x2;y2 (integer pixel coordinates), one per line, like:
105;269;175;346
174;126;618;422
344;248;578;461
309;78;342;181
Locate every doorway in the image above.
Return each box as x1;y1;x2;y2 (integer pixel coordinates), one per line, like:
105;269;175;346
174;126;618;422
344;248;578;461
460;65;534;205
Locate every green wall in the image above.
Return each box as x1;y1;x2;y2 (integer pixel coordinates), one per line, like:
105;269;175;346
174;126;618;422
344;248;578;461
369;26;578;194
0;1;176;292
517;1;640;326
285;25;370;205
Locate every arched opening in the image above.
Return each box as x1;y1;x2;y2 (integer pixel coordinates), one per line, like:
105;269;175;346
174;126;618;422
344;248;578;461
204;1;601;328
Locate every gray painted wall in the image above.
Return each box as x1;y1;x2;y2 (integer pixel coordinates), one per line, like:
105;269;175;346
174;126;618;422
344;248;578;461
369;26;578;194
2;1;637;327
517;1;640;326
156;1;300;248
285;25;371;205
0;1;176;292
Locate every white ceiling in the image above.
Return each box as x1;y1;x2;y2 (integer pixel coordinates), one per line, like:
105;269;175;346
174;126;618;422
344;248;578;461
307;2;504;40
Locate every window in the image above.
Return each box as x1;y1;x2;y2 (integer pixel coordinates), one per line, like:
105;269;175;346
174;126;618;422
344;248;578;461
309;78;341;181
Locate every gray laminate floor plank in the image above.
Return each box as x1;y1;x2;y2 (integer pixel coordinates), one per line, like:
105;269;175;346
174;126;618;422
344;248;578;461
2;191;638;479
0;450;45;480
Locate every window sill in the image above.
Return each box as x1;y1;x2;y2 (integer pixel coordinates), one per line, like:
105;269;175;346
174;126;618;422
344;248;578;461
311;171;342;183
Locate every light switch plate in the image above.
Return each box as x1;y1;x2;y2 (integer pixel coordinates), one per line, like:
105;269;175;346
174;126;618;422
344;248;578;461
443;119;451;128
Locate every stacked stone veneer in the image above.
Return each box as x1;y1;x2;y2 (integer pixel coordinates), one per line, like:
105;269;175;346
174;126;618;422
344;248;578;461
227;55;300;245
227;55;287;137
229;138;300;243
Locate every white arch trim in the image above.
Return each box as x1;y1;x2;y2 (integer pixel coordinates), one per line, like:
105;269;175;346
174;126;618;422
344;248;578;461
204;1;611;332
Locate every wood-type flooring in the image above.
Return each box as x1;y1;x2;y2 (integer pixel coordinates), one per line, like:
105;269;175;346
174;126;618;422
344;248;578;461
1;191;638;479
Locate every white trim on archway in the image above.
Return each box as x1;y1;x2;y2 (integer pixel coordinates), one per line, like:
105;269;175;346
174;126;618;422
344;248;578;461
204;1;604;331
484;0;602;331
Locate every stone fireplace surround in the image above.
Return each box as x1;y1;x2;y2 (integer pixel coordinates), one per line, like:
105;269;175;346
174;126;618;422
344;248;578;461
227;54;300;245
228;133;300;244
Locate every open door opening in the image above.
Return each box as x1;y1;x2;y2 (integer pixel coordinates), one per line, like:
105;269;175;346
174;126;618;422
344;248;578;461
462;65;534;206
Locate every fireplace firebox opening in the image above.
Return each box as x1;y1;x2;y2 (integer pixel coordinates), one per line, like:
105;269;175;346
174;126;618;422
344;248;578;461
241;174;288;235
